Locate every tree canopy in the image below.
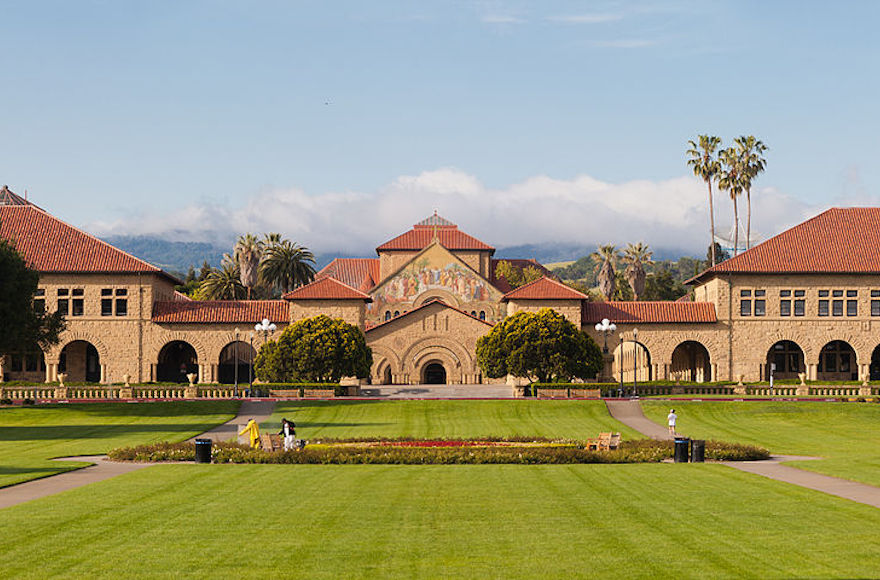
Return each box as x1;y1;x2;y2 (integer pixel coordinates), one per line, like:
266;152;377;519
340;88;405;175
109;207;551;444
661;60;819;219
254;315;372;383
0;236;65;356
476;309;602;383
494;260;543;289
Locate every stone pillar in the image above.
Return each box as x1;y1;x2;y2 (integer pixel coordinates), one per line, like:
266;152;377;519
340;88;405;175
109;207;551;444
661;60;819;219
100;364;107;384
599;354;614;382
710;363;718;383
807;363;818;382
0;355;5;383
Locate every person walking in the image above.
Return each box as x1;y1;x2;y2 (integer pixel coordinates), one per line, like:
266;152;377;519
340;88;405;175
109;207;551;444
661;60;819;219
279;418;296;451
238;418;261;449
667;409;678;436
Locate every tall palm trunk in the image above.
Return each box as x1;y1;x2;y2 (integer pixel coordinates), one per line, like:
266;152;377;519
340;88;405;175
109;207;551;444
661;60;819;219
746;188;751;250
708;181;716;265
733;197;740;256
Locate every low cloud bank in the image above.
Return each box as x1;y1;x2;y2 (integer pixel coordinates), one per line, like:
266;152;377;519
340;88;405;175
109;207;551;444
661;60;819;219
89;168;822;257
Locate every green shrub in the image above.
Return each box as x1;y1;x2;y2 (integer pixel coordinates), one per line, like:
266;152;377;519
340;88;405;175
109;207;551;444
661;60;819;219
0;397;12;405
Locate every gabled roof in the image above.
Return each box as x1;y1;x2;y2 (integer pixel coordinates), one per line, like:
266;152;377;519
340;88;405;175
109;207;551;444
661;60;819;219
690;208;880;283
502;276;589;301
377;213;494;252
0;185;40;208
315;258;380;291
152;300;288;323
282;277;372;301
365;299;493;333
0;204;178;282
582;301;717;324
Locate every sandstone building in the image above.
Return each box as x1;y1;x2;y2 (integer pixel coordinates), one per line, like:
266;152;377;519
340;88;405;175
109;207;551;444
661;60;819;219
3;185;880;386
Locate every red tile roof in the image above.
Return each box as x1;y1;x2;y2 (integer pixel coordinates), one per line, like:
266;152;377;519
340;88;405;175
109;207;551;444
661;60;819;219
377;215;494;252
282;277;372;301
152;300;289;323
691;208;880;282
582;302;717;324
502;276;589;301
315;258;380;291
365;299;493;333
0;204;177;281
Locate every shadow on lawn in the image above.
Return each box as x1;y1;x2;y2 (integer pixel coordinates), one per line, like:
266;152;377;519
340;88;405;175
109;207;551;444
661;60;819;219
2;401;241;418
0;423;225;441
0;466;69;476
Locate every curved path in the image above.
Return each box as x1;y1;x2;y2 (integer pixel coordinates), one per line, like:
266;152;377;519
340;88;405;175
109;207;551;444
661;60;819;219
606;399;880;509
0;399;276;510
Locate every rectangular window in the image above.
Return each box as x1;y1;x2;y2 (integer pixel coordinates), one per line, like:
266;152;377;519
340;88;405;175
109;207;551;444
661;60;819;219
780;300;791;316
101;298;113;316
832;300;844;316
115;299;128;316
872;300;880;317
740;290;752;297
819;300;829;316
780;290;791;297
794;299;805;317
794;290;805;297
58;288;69;296
115;288;128;296
740;300;752;316
832;290;843;297
755;290;766;297
72;298;84;316
101;288;113;296
819;290;830;297
847;290;857;297
847;300;858;316
72;288;84;296
872;290;880;298
34;288;45;313
754;300;766;316
57;299;69;315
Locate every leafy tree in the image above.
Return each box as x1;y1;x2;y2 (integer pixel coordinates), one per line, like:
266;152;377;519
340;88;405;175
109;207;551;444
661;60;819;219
198;259;212;282
642;270;688;301
612;272;634;301
197;259;246;300
184;265;196;284
733;135;768;250
495;261;544;289
706;243;730;269
687;135;723;266
719;147;745;255
591;245;619;301
0;235;66;357
260;239;317;294
254;315;372;383
234;233;264;299
475;309;602;383
622;242;653;300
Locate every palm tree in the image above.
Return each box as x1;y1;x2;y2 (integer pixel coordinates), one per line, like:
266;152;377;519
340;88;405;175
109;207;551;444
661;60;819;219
197;262;246;300
733;136;768;250
718;147;745;255
622;242;653;301
234;234;264;299
591;245;619;301
686;135;723;266
260;239;317;293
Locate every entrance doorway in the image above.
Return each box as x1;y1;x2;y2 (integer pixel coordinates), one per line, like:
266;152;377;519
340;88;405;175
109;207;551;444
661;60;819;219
59;341;101;383
423;363;447;384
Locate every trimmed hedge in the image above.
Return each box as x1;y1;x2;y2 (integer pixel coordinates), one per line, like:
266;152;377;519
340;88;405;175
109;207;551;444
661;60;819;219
109;438;769;464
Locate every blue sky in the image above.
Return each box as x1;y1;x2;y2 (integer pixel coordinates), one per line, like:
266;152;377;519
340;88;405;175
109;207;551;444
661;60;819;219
2;1;879;255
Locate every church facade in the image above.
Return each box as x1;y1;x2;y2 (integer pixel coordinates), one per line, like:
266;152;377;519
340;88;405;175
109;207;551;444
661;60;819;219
3;184;880;386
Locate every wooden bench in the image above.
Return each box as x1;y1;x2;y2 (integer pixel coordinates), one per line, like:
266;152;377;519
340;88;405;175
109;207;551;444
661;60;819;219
587;432;621;451
259;433;283;452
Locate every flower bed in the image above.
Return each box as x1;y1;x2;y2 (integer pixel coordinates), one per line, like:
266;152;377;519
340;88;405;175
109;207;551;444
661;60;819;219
108;438;769;465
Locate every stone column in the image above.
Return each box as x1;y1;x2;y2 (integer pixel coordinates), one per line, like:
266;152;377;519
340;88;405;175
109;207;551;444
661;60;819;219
100;364;107;384
807;363;818;382
710;363;718;383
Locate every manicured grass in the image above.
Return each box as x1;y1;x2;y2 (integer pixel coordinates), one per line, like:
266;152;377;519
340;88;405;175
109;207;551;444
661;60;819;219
0;401;238;487
641;400;880;485
2;463;879;578
265;399;641;440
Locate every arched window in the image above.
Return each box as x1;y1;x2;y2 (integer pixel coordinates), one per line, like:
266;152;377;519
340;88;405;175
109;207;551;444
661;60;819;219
471;311;477;317
394;311;400;318
479;311;486;321
384;311;391;321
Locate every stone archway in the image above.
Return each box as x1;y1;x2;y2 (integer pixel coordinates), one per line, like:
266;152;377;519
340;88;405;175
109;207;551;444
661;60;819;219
423;362;447;384
817;340;857;382
59;341;101;383
670;341;712;382
613;341;652;382
217;341;256;385
157;341;198;383
871;345;880;381
766;340;805;380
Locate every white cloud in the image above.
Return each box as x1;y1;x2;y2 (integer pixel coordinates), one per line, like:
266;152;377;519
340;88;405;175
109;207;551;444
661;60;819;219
88;168;823;258
545;13;622;24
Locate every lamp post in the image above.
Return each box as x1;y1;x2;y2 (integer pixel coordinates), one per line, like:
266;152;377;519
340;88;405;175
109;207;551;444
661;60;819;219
632;328;639;398
618;333;624;397
594;318;617;354
253;319;276;396
248;331;255;391
233;328;240;398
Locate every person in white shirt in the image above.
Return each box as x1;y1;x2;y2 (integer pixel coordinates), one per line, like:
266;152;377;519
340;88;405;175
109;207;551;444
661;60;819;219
667;409;677;436
279;418;296;451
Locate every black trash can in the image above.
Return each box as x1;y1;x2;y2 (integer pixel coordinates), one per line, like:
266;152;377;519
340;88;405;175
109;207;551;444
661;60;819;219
195;438;212;464
674;437;690;463
691;439;705;463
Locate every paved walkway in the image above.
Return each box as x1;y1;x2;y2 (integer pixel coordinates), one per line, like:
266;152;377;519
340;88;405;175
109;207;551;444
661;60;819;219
0;399;276;510
359;384;514;399
606;398;880;509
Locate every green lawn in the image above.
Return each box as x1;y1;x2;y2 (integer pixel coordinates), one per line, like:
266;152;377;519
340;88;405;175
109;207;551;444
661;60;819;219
641;400;880;485
0;401;238;487
2;463;879;579
264;399;641;440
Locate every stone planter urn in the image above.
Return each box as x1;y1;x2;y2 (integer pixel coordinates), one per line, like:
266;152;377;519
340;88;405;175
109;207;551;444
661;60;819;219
120;374;133;399
796;373;809;396
185;373;198;399
55;373;69;399
733;374;746;395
